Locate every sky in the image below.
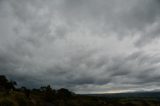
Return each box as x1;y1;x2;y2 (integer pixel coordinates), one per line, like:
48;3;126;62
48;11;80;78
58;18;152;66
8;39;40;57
0;0;160;94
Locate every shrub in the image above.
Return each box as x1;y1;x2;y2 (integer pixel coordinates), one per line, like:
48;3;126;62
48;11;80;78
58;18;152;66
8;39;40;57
15;96;27;106
0;98;16;106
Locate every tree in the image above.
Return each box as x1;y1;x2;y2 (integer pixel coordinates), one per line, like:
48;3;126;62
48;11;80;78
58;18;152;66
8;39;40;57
57;88;73;99
20;86;31;98
0;75;8;90
6;80;17;90
0;75;17;95
40;85;56;102
0;75;17;92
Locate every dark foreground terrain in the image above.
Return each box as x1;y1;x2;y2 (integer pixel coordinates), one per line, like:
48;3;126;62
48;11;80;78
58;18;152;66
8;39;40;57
1;91;160;106
0;75;160;106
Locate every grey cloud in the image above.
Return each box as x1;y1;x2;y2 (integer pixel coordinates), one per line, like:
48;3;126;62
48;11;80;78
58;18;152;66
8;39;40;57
1;0;160;93
61;0;160;45
62;0;160;29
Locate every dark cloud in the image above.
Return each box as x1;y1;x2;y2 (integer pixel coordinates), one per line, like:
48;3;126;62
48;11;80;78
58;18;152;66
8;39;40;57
0;0;160;93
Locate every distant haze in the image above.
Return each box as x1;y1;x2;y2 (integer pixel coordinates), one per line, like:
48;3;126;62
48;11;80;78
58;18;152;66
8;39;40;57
0;0;160;94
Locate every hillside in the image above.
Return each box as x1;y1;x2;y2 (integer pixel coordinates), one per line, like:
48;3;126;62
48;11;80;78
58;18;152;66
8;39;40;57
1;91;160;106
1;75;160;106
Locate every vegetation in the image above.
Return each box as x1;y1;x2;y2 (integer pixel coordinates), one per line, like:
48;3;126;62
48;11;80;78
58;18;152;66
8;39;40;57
0;75;160;106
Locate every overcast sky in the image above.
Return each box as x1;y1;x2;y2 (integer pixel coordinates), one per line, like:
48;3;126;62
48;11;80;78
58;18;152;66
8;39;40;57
0;0;160;94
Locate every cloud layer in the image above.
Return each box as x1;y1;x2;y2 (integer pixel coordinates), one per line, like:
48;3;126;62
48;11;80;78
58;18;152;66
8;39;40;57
1;0;160;93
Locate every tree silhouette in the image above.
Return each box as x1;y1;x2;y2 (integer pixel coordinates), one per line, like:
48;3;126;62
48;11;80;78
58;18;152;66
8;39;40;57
40;85;56;102
0;75;8;89
6;80;17;90
0;75;17;92
57;88;73;99
20;86;31;98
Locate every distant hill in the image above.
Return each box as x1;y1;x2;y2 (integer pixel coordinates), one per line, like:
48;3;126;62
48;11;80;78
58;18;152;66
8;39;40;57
85;91;160;99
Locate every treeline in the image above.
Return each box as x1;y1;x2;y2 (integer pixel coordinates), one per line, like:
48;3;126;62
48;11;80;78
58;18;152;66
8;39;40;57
1;75;160;106
0;75;17;92
0;75;74;102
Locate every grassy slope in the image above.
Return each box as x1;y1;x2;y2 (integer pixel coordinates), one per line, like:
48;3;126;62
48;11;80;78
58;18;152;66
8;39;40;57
0;91;160;106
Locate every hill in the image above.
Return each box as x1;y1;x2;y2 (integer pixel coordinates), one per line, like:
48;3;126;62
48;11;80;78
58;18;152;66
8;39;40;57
0;75;160;106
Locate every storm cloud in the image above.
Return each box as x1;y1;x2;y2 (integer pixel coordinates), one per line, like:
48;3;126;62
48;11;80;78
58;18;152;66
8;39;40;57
0;0;160;93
